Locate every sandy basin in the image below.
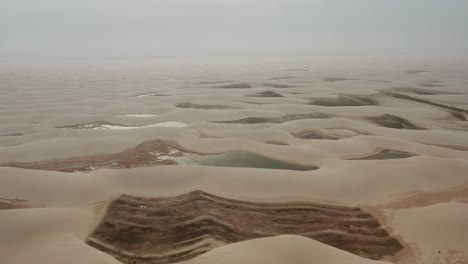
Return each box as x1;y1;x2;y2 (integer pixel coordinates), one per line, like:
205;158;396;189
0;58;467;264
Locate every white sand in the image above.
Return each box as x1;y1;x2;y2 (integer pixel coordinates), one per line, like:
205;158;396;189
97;121;188;130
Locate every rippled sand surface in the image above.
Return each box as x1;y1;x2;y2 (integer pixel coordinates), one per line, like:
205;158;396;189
1;57;467;264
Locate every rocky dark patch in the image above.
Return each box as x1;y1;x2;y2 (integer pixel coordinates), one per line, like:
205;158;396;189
262;83;296;88
175;103;238;110
417;82;445;88
0;133;24;137
292;130;340;140
200;80;235;84
367;79;391;83
0;140;188;173
199;133;221;139
213;113;330;124
323;77;353;82
0;140;319;172
86;191;403;264
385;92;468;114
309;95;377;106
390;87;455;95
450;111;467;121
347;149;417;160
405;70;428;74
0;198;40;210
289;81;318;84
135;93;167;97
247;91;284;97
216;82;252;89
268;76;298;80
263;140;288;145
367;114;425;130
237;101;275;105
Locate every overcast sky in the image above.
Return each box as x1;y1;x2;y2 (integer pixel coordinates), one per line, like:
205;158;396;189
1;0;467;61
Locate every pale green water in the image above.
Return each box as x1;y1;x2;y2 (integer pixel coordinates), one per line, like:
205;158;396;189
186;151;318;171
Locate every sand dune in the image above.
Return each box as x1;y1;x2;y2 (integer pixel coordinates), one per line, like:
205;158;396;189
5;234;121;264
387;203;468;263
56;121;188;130
1;59;467;264
213;112;330;124
0;208;95;262
181;235;392;264
309;94;377;106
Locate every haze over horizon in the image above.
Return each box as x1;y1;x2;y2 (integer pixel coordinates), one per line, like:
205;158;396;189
1;1;468;264
1;0;468;61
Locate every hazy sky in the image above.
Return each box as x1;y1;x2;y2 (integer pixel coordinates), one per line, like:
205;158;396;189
1;0;468;60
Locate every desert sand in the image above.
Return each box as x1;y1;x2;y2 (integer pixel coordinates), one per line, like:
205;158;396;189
0;57;467;264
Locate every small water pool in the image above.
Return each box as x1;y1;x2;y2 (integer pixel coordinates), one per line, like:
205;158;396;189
185;151;318;171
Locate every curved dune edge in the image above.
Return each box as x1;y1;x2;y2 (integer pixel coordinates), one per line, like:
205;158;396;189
381;181;468;209
3;131;468;165
247;91;284;97
344;148;417;160
385;92;468;114
0;198;42;210
3;235;393;264
0;133;25;137
424;143;468;151
367;114;425;130
118;114;160;117
212;112;330;124
180;235;392;264
386;203;468;264
215;82;252;89
0;207;96;263
309;94;377;106
389;87;455;95
1;155;467;208
0;140;319;172
1;161;468;264
0;140;188;172
292;129;341;140
4;234;121;264
55;120;188;130
86;191;402;264
175;103;239;110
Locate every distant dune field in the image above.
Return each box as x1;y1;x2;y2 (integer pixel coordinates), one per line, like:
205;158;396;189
1;58;467;264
